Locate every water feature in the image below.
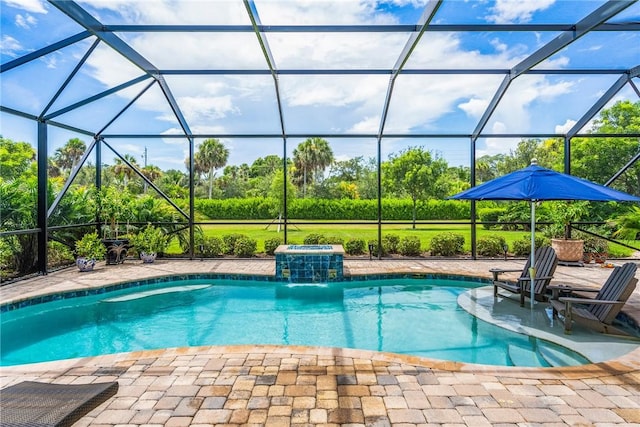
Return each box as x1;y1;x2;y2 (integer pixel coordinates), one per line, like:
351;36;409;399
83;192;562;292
275;244;344;283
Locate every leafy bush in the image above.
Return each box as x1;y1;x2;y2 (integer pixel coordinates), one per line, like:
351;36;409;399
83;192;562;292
130;225;169;255
303;233;326;244
264;237;283;255
382;234;400;254
478;207;507;230
201;236;224;257
512;236;551;257
398;236;422;256
324;236;344;245
47;241;74;268
234;237;257;257
75;232;106;259
344;238;365;255
476;235;506;257
222;233;247;255
429;232;464;256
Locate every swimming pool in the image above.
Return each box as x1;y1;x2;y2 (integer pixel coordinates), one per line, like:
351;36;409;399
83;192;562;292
0;277;590;367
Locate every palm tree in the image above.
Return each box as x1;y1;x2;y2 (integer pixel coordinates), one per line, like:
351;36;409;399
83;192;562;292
194;138;229;199
141;165;162;193
53;138;86;172
113;154;139;188
292;137;334;197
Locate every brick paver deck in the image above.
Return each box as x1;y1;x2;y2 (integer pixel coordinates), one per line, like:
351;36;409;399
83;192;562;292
1;258;639;426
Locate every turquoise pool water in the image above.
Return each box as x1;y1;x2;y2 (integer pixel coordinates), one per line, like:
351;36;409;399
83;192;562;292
0;278;589;367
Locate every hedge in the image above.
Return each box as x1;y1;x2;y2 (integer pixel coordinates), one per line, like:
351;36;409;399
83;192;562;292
196;198;470;220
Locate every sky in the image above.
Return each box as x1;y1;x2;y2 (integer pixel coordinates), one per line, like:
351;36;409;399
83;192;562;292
1;0;639;172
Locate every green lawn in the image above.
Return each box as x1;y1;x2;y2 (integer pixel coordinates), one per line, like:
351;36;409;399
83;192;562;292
166;221;636;257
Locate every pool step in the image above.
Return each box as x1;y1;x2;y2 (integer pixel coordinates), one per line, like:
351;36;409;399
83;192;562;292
101;284;212;303
507;344;548;367
537;342;587;367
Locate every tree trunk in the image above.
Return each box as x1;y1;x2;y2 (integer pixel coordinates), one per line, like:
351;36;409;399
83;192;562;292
412;198;417;229
208;167;214;199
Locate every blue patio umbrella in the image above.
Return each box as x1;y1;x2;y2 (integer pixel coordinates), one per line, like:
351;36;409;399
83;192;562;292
449;160;640;308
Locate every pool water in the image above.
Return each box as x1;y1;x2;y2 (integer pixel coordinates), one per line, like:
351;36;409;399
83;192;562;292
0;278;589;367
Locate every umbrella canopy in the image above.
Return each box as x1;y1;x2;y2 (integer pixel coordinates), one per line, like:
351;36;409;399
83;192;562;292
449;160;640;308
450;162;640;202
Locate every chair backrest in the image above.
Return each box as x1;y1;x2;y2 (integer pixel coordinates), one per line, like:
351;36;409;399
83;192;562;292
590;262;638;323
521;246;558;295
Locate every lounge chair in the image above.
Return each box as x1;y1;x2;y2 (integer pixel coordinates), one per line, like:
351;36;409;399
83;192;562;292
550;262;638;335
490;246;558;307
0;380;118;427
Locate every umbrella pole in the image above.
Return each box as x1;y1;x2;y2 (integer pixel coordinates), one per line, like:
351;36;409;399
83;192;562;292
530;201;536;309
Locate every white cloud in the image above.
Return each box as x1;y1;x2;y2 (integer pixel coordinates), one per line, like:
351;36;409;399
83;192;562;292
555;119;576;134
3;0;47;14
15;14;37;29
0;35;23;58
458;98;489;119
348;116;381;133
486;0;555;24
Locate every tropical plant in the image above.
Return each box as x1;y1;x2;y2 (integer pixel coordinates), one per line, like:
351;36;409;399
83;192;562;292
96;186;134;239
613;206;640;240
130;225;168;255
75;232;106;259
544;201;589;239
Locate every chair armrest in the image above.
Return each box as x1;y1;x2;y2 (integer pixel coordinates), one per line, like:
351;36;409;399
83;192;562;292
518;275;553;282
558;297;625;306
548;285;598;292
489;268;523;280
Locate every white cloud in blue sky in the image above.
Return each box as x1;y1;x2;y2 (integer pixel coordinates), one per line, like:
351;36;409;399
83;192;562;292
1;0;638;171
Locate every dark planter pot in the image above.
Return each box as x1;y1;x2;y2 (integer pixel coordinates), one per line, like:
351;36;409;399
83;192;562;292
102;239;131;265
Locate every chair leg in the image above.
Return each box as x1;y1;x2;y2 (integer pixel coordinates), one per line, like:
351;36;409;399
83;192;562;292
563;301;573;334
519;292;525;307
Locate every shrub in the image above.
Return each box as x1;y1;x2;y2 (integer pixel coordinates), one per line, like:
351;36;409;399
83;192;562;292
130;225;169;255
344;238;365;255
478;207;507;230
382;234;400;254
201;236;224;257
303;233;326;244
75;232;106;259
324;236;344;245
512;236;551;257
264;237;283;255
429;232;464;256
476;235;506;257
398;236;422;256
234;237;257;257
47;241;74;268
222;233;247;255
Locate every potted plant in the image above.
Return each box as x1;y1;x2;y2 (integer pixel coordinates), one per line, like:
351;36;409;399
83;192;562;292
96;186;134;264
130;225;168;263
544;201;588;263
75;232;107;271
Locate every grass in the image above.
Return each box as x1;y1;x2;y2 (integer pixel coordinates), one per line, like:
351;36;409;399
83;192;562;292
165;221;637;257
